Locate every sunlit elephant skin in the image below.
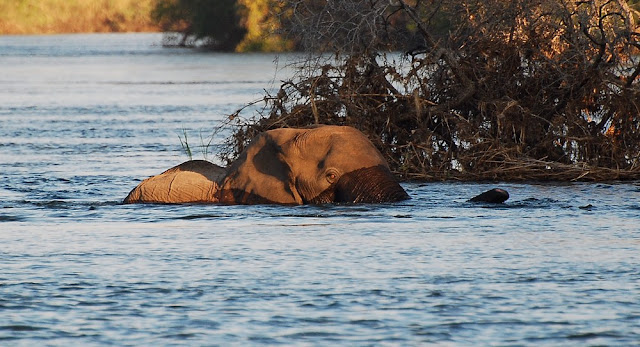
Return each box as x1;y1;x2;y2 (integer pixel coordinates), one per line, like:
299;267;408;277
124;125;410;205
123;160;225;204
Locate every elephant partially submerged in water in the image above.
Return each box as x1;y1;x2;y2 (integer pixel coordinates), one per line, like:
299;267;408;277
124;125;409;204
124;125;508;205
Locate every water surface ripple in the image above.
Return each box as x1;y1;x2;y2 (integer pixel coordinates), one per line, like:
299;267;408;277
1;33;639;346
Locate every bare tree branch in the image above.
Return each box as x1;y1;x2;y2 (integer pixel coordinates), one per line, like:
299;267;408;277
223;0;640;181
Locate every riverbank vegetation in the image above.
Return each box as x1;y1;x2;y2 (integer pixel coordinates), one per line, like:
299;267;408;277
152;0;291;51
221;0;640;181
0;0;159;34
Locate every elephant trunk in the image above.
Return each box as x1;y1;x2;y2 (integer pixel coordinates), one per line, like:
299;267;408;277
310;165;409;204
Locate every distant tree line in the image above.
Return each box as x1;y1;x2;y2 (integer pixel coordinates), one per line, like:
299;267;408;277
153;0;640;53
153;0;245;50
152;0;290;51
0;0;158;34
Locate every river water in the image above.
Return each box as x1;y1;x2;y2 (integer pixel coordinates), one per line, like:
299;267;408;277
1;33;639;346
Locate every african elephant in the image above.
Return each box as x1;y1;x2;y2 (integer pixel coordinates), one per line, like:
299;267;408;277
123;125;410;205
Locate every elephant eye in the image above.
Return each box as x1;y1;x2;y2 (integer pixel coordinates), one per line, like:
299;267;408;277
326;171;338;183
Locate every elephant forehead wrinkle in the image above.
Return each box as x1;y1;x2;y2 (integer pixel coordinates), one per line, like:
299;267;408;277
291;131;313;149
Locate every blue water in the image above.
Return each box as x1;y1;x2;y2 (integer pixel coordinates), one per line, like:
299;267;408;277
1;33;639;346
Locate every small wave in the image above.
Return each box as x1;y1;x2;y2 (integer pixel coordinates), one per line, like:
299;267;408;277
160;332;199;339
567;331;624;340
284;331;339;339
348;319;385;328
0;214;25;222
32;200;73;209
176;214;228;220
505;197;560;209
299;317;336;324
17;199;121;209
0;325;44;332
75;300;119;307
393;214;412;218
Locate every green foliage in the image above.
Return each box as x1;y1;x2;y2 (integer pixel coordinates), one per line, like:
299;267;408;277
152;0;246;50
178;128;221;161
178;129;193;161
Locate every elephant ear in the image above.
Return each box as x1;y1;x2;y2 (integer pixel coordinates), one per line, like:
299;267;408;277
123;160;225;204
218;129;304;205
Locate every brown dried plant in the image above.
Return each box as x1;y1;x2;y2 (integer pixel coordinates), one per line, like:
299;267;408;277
221;0;640;181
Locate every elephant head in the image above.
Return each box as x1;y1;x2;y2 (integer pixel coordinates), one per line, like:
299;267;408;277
124;125;410;205
217;125;409;204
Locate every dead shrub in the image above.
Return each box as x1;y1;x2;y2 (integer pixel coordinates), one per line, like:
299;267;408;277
221;0;640;181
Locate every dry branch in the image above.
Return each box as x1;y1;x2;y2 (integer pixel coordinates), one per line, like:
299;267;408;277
221;0;640;181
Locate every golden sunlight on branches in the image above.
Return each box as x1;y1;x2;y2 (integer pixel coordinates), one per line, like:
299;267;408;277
236;0;293;52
